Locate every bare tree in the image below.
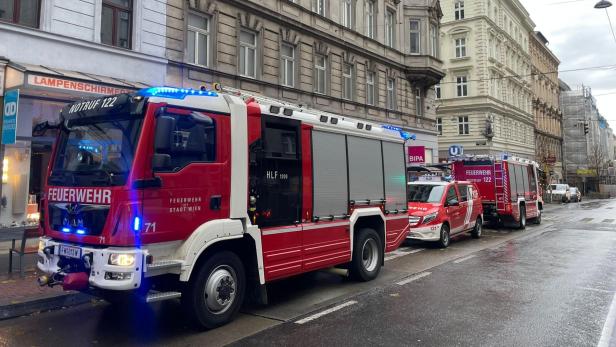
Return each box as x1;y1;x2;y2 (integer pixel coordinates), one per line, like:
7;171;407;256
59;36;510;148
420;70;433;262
588;142;608;177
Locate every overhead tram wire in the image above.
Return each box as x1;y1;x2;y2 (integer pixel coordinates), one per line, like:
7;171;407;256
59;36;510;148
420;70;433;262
605;8;616;45
437;63;616;84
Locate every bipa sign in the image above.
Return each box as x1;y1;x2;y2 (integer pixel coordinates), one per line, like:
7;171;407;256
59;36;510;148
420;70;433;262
407;146;425;164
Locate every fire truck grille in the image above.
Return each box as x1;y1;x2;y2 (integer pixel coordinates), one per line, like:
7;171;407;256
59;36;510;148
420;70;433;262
48;203;110;236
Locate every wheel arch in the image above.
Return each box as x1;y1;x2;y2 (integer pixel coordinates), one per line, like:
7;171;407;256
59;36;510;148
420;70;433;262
350;208;386;263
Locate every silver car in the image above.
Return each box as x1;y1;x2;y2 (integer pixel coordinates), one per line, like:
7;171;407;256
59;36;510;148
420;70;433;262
547;184;571;203
568;187;582;202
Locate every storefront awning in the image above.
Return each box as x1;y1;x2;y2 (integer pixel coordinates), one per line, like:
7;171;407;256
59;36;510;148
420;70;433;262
4;62;150;100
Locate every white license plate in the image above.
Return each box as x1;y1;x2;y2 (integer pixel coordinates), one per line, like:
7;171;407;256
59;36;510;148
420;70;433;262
59;245;82;259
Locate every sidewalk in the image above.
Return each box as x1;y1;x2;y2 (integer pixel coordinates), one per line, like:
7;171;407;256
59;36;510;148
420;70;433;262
0;255;92;320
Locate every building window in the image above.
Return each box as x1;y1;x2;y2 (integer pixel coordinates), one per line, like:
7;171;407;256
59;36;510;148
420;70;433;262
239;30;257;78
409;19;421;54
342;0;353;29
0;0;40;28
454;1;465;20
366;0;375;39
456;76;468;97
187;13;210;66
101;0;133;49
455;38;466;58
366;71;375;105
458;116;469;135
342;63;353;100
385;9;395;48
314;0;325;16
435;82;441;99
315;54;327;94
415;88;423;116
430;23;438;57
436;117;443;135
281;43;295;87
386;77;396;109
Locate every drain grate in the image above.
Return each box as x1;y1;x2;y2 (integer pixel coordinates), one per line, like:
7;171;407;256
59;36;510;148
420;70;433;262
602;219;615;223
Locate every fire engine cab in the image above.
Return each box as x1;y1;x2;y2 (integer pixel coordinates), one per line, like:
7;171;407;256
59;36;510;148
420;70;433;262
36;87;411;328
451;155;542;228
407;181;483;248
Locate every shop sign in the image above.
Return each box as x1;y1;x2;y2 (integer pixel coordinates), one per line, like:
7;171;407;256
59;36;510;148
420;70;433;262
2;89;19;145
576;169;597;176
28;75;134;95
407;146;425;164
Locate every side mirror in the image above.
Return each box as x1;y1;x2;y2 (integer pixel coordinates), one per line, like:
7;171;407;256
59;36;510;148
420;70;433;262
446;199;459;207
154;116;175;153
152;153;171;171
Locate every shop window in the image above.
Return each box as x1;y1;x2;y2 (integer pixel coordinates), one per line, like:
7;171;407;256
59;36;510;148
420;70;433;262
101;0;133;49
0;0;41;28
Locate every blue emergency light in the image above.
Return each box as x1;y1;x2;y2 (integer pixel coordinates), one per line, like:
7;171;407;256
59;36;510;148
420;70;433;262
138;87;218;99
382;124;416;141
133;216;141;232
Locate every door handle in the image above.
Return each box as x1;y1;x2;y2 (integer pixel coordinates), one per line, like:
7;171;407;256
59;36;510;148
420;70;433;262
210;195;222;210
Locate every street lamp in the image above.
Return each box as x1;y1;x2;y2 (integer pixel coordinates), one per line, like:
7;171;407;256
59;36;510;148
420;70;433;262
595;0;613;9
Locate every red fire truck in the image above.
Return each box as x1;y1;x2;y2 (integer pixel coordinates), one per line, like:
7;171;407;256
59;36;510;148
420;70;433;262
36;87;411;328
451;155;542;229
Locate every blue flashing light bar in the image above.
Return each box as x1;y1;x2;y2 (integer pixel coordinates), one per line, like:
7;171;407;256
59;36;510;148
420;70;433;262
138;87;218;100
133;216;141;232
76;229;86;235
382;124;416;141
62;227;71;233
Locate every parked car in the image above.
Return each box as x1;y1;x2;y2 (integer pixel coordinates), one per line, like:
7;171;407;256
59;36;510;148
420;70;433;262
569;187;582;202
407;181;483;248
547;184;571;203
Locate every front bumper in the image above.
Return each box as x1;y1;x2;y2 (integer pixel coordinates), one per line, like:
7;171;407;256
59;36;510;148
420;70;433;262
406;223;442;241
37;237;145;291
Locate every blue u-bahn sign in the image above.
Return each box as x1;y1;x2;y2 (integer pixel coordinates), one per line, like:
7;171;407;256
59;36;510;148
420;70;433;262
449;145;463;157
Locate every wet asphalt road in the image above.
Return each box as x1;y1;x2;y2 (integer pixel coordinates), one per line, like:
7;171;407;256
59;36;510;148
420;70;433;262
0;200;615;346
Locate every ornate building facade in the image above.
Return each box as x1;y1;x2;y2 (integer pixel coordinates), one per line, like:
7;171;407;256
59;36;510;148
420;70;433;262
164;0;445;166
530;31;562;183
436;0;535;161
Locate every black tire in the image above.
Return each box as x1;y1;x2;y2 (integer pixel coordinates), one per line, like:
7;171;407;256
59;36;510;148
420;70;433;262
534;210;542;225
349;228;382;282
518;205;527;230
183;251;246;329
471;217;482;239
438;224;451;248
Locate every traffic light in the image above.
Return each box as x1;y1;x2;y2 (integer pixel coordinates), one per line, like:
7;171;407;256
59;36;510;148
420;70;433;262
584;121;589;135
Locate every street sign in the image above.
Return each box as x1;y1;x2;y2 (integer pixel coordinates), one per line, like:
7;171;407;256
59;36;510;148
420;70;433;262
407;146;425;164
449;145;463;156
2;89;19;145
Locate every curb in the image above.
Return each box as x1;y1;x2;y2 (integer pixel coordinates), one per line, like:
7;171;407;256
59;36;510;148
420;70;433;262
0;292;93;321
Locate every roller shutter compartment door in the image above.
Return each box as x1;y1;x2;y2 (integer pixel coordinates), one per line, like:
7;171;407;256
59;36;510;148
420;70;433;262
312;131;348;218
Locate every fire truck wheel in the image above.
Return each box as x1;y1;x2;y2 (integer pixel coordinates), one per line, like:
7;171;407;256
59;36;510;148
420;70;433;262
183;251;246;329
518;205;527;230
438;224;450;248
471;218;482;239
349;228;382;282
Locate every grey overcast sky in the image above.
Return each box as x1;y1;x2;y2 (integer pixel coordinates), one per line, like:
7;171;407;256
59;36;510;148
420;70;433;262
519;0;616;127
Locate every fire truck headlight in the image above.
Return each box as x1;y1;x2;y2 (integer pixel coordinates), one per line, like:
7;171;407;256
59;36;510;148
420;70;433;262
108;253;135;267
422;212;438;225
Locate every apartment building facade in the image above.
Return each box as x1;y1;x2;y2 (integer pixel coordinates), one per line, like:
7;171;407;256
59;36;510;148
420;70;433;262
0;0;171;226
529;31;562;183
163;0;445;166
436;0;535;161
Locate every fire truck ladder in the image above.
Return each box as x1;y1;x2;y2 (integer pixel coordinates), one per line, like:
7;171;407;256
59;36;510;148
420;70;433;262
494;162;505;211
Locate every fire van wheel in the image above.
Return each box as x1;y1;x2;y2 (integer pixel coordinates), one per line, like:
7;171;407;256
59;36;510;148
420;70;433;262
518;205;527;230
349;228;382;282
438;224;451;248
471;218;482;239
183;251;246;329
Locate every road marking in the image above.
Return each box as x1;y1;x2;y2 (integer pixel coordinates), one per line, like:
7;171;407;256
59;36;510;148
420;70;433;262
396;272;431;286
453;255;476;264
578;286;614;294
598;290;616;347
384;248;425;261
295;301;358;324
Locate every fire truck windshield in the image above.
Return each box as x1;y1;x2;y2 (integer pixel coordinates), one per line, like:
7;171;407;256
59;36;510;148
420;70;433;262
49;114;143;187
407;185;446;203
